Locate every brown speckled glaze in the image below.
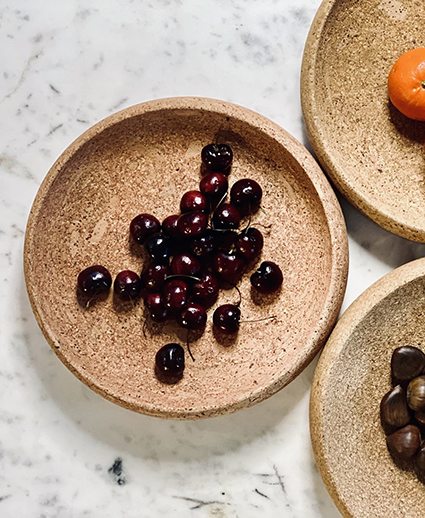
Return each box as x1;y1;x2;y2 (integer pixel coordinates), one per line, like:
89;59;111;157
311;258;425;517
24;97;348;419
301;0;425;242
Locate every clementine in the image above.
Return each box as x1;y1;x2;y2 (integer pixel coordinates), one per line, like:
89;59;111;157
388;47;425;121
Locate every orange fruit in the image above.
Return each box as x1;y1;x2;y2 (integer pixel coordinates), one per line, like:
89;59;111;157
388;47;425;121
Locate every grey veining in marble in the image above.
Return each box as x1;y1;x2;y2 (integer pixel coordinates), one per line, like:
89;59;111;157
2;0;425;517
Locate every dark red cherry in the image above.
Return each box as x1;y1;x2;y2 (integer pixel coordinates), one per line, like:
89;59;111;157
190;231;217;259
144;292;171;322
176;302;207;330
201;143;233;173
144;233;172;264
230;179;262;212
213;304;241;334
235;228;264;261
113;270;142;300
213;252;245;283
163;279;189;312
130;213;161;244
199;172;228;199
214;230;238;252
77;265;112;297
171;253;202;278
177;212;208;238
162;214;183;242
155;343;185;376
250;261;283;293
191;272;219;307
180;190;208;213
141;263;171;292
212;203;241;230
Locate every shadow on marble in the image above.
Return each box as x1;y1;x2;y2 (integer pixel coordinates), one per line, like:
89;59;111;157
339;194;425;268
20;275;313;464
307;446;341;518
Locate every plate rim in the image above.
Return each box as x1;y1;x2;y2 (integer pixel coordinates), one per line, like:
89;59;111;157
301;0;425;243
310;256;425;517
24;96;349;419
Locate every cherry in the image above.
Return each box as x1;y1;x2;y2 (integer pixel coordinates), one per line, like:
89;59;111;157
162;214;183;242
214;230;238;252
250;261;283;293
144;292;171;322
190;231;217;259
163;279;189;312
77;265;112;297
176;302;207;330
199;172;228;199
113;270;142;300
201;143;233;173
141;263;171;292
177;212;208;238
212;203;241;230
213;252;245;283
191;272;220;307
155;343;185;376
130;213;161;244
180;190;208;213
213;304;241;334
230;179;262;212
235;228;264;261
144;233;172;264
171;253;202;278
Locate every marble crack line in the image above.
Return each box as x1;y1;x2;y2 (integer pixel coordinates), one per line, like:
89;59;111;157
0;49;44;107
254;488;269;499
47;123;63;136
173;496;230;510
273;464;286;495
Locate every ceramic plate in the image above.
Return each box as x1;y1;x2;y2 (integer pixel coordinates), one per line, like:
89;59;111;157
311;258;425;517
24;97;348;419
301;0;425;242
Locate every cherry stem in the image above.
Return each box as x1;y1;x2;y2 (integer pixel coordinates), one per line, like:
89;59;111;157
226;282;242;307
210;191;228;230
240;315;276;324
186;331;195;362
242;210;252;233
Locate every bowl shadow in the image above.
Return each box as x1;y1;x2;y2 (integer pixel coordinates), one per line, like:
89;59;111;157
20;273;311;464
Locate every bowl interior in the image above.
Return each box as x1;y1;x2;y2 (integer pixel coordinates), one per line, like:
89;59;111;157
311;261;425;517
302;0;425;241
25;99;347;419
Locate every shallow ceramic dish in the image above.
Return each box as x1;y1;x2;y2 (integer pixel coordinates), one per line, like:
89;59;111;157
24;97;348;419
311;258;425;517
301;0;425;242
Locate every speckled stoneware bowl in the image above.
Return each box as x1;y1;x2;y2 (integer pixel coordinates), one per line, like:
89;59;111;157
301;0;425;242
24;97;348;419
311;258;425;517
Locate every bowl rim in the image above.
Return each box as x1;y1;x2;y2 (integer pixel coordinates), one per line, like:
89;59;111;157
24;96;349;419
310;256;425;516
300;0;425;243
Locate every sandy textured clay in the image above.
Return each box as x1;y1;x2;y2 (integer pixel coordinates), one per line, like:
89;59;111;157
311;258;425;517
24;97;348;419
302;0;425;242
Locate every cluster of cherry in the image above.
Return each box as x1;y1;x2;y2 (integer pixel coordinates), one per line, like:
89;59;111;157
77;143;282;382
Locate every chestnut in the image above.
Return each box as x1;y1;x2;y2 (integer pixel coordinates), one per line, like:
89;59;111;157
380;385;411;429
417;442;425;471
407;375;425;412
386;424;421;460
391;346;425;382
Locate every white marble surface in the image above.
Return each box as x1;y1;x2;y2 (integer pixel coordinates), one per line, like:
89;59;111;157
2;0;425;516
